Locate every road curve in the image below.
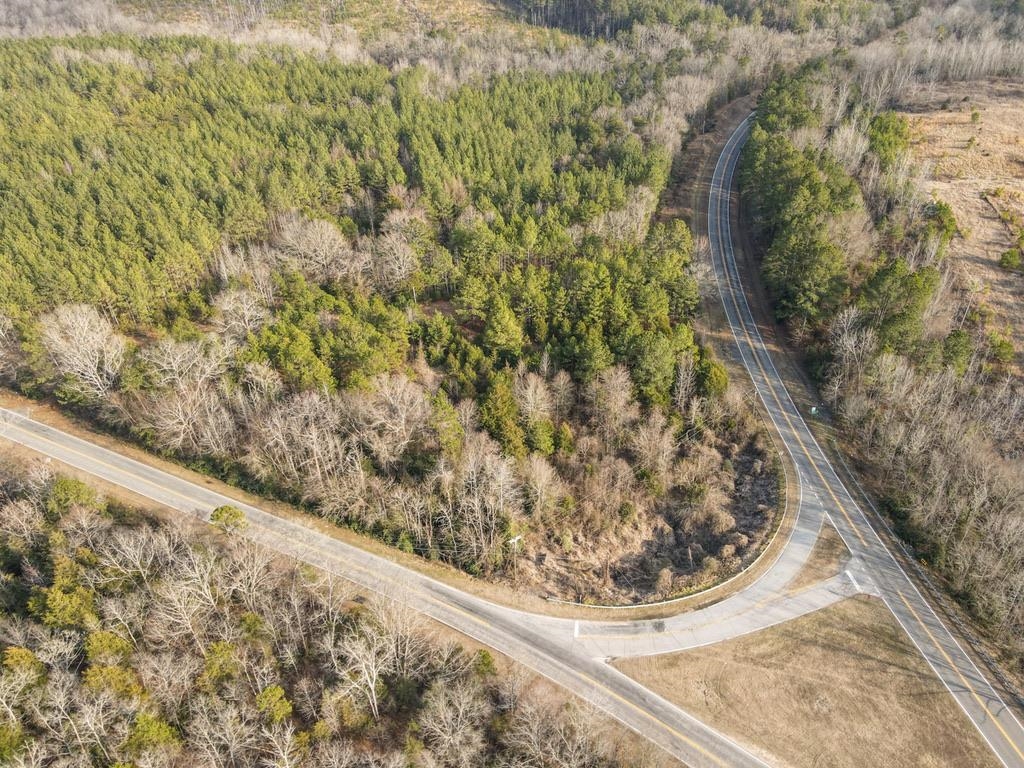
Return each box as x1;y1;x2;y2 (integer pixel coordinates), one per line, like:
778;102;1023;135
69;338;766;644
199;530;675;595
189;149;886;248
0;409;772;765
707;114;1024;768
0;112;1021;766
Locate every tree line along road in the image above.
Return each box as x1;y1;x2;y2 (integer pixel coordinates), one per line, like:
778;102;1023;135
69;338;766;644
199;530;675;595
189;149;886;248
1;113;1021;767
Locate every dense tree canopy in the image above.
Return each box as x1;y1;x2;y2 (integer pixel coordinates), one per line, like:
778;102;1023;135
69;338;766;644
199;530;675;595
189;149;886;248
503;0;896;36
0;462;633;767
742;74;859;322
0;35;776;603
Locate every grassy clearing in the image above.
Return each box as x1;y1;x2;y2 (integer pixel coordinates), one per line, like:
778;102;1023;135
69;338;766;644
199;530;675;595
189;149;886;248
899;80;1024;364
614;596;1001;768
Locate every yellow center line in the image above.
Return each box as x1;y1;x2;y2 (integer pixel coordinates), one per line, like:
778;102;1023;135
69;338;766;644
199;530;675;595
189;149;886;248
897;591;1024;762
711;143;868;549
576;669;733;767
713;123;1022;757
4;420;213;513
5;418;480;619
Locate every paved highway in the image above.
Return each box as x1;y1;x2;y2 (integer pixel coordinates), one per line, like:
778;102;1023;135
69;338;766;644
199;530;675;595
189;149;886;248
705;114;1024;768
1;112;1021;767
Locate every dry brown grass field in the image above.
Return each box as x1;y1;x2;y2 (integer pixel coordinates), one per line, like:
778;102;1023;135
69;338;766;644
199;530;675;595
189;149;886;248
615;596;1001;768
899;80;1024;359
786;521;849;593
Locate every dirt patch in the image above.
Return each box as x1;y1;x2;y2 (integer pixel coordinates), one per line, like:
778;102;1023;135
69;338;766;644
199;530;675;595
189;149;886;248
898;79;1024;361
786;520;850;593
614;596;1002;768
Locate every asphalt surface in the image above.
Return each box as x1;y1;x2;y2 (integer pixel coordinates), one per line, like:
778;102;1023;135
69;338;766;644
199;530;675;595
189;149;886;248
705;114;1024;768
1;113;1021;767
0;405;775;768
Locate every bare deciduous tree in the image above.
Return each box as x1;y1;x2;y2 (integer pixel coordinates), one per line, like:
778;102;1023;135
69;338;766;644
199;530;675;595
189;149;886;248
520;454;565;518
339;625;393;721
513;369;553;424
348;374;432;470
437;432;522;573
549;369;575;424
135;338;237;458
0;313;20;381
673;355;696;413
829;120;869;174
274;213;365;285
39;304;127;401
503;701;605;768
370;231;418;296
213;288;269;341
372;596;431;682
419;678;488;767
246;391;353;495
137;650;203;715
630;410;677;489
187;698;260;768
589;366;639;446
0;498;45;549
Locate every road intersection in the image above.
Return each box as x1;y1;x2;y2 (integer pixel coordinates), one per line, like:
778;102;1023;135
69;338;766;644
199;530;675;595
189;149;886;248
1;113;1021;767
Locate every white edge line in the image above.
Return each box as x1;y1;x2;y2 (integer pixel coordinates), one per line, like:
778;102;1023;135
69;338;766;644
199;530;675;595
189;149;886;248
712;113;1023;759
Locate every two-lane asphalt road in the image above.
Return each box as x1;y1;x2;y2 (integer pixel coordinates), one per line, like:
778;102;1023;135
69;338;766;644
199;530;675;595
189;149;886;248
2;111;1022;767
706;114;1024;768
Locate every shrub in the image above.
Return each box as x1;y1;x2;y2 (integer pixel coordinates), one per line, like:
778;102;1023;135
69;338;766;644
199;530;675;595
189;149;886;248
868;111;911;169
473;649;497;677
256;685;294;724
998;248;1021;271
45;476;101;522
942;329;974;375
210;505;248;533
85;630;133;665
987;331;1015;364
124;713;180;756
696;352;729;398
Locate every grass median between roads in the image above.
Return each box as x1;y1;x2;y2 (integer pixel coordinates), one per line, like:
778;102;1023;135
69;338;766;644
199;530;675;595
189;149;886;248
786;521;849;594
614;596;1001;768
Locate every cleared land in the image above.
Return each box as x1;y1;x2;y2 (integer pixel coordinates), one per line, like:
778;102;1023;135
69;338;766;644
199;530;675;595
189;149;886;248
614;596;1001;768
899;80;1024;361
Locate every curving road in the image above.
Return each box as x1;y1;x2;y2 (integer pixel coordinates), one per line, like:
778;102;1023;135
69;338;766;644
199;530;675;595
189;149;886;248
1;113;1022;767
704;114;1024;768
0;403;776;768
